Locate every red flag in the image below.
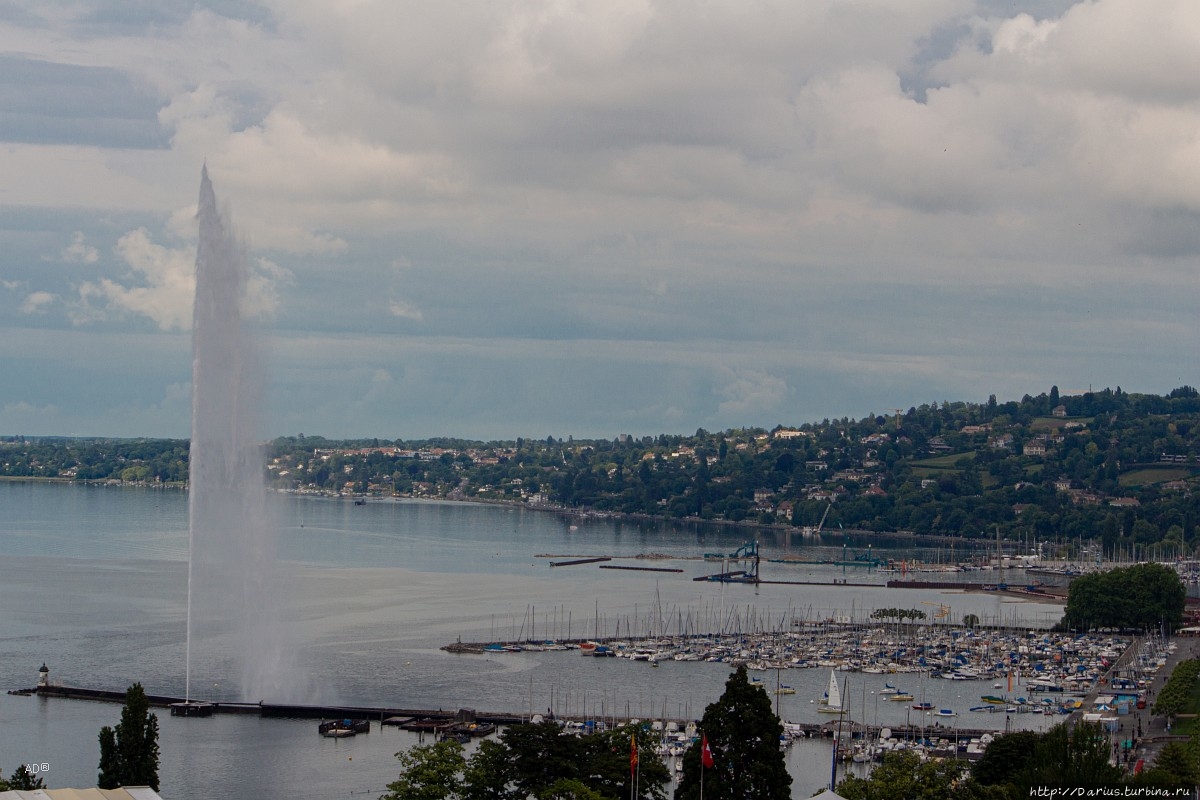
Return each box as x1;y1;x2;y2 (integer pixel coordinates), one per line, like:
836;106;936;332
700;733;714;769
630;733;638;775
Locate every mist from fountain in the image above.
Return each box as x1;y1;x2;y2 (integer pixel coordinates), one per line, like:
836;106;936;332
185;165;291;702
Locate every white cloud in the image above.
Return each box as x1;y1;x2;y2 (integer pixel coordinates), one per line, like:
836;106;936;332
244;257;292;320
61;231;99;264
20;291;57;315
66;229;289;331
388;299;423;321
73;227;196;330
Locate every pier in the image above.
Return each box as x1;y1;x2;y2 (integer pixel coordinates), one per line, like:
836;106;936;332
11;683;1011;744
14;684;531;727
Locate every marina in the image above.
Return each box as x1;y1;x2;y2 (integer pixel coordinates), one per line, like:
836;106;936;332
0;481;1164;797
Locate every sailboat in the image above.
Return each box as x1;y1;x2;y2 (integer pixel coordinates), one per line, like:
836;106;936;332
817;670;843;714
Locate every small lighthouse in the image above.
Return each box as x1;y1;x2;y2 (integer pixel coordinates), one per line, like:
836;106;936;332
38;663;49;688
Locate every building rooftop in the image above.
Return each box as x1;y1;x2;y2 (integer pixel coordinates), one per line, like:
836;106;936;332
0;789;162;800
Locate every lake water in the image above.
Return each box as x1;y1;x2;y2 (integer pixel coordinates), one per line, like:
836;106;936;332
0;482;1061;797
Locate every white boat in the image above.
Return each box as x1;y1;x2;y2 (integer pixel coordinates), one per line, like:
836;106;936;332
817;670;843;714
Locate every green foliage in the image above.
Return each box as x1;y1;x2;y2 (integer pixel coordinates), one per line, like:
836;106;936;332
0;764;46;790
1127;741;1198;789
674;666;790;800
382;723;668;800
460;738;519;800
1062;563;1186;632
381;740;467;800
869;608;927;623
837;750;995;800
970;730;1041;787
536;778;606;800
1152;659;1200;717
97;683;160;791
498;722;589;798
970;723;1123;794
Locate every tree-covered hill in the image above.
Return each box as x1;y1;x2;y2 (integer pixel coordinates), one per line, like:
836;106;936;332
5;385;1200;552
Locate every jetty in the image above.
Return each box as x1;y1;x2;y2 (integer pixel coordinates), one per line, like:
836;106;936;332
11;682;1015;745
13;683;532;728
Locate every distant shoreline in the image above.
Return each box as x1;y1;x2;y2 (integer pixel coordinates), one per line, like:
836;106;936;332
0;476;1014;552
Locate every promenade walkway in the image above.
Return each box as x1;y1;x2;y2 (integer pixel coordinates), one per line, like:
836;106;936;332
1125;635;1200;771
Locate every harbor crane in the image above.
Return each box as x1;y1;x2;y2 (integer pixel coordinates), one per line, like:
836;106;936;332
802;502;832;537
920;601;951;619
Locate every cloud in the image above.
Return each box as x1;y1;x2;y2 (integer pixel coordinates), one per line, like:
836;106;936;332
5;0;1200;439
20;291;57;315
60;231;100;264
66;229;290;331
715;368;788;417
244;256;292;320
0;401;61;433
70;227;195;330
388;299;423;321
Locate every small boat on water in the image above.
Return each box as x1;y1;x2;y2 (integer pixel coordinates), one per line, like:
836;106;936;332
936;709;957;717
319;719;369;737
887;693;914;702
981;695;1007;704
912;701;934;711
776;685;796;695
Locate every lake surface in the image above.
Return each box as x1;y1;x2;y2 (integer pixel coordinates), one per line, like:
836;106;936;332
0;482;1061;797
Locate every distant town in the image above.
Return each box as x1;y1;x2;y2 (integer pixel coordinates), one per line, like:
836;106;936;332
4;385;1200;553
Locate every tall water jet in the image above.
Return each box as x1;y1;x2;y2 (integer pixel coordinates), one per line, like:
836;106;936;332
186;165;283;702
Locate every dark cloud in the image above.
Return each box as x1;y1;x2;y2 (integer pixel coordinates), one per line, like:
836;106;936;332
0;0;273;35
0;55;168;148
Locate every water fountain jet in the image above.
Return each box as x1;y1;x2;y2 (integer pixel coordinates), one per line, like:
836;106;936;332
183;165;287;704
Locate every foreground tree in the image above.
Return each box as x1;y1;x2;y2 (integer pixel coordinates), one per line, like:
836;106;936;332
971;723;1123;796
98;683;160;791
1127;741;1199;789
381;739;466;800
381;722;669;800
837;750;1002;800
0;764;47;791
674;666;790;800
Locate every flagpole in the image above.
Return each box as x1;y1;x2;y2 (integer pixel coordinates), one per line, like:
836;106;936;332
635;751;640;800
831;678;847;791
630;732;637;800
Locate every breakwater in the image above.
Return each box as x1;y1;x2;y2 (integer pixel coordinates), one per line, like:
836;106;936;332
14;684;529;726
12;684;1011;743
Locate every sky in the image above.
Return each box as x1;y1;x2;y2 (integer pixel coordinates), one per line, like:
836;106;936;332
1;0;1198;441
